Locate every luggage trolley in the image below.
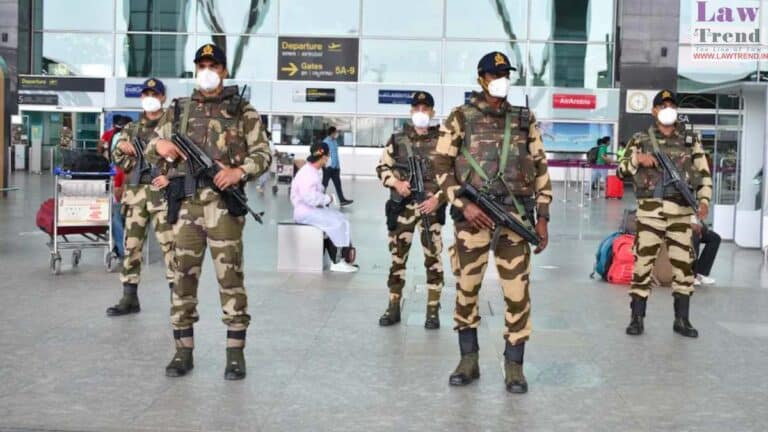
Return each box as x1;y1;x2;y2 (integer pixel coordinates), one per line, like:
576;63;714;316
40;167;117;275
272;151;296;195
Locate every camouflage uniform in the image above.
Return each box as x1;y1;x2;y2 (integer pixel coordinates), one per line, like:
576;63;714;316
435;92;551;343
147;86;272;344
433;91;552;391
113;113;175;286
376;123;447;327
618;122;712;337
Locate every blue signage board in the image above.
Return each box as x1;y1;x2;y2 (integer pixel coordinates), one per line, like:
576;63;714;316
124;84;144;98
378;90;417;105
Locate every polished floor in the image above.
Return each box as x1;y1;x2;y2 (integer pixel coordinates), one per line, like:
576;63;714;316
0;172;767;432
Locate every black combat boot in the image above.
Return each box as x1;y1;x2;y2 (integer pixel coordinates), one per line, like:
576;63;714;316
106;283;140;316
449;328;480;386
166;328;194;377
424;303;440;330
503;341;527;394
625;294;647;336
165;347;194;377
378;300;401;326
224;347;247;380
673;293;699;338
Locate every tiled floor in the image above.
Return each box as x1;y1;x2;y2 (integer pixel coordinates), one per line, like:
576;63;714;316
0;172;766;432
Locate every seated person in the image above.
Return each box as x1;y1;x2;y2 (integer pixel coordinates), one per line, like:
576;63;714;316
290;142;358;273
692;221;720;285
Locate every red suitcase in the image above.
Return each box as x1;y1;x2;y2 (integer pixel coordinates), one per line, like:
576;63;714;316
605;175;624;199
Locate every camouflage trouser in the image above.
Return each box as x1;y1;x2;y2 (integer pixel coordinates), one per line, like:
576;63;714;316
629;214;694;298
386;203;444;306
451;222;532;346
171;188;249;331
120;184;175;284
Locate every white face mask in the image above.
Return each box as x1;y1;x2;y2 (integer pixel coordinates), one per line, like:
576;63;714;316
141;96;162;113
411;112;431;128
196;68;221;91
657;107;678;126
487;77;510;98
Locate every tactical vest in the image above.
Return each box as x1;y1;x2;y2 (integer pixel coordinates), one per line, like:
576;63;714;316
127;114;164;186
391;125;440;194
174;85;249;168
454;102;535;197
633;125;702;199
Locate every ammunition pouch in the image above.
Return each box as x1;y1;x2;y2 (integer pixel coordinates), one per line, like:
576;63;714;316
385;199;407;232
166;177;186;225
222;186;248;217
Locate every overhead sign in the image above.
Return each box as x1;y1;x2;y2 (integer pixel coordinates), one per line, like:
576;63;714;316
306;88;336;103
277;37;359;82
18;93;59;105
124;84;144;98
553;93;597;110
18;76;105;92
378;90;418;105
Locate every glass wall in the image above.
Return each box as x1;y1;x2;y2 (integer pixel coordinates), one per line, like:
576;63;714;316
28;0;617;146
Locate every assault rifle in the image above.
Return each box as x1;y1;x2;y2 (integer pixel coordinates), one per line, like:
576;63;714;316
653;151;699;214
393;156;433;248
171;133;264;224
457;183;540;246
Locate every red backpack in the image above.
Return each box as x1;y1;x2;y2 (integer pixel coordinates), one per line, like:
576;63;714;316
607;234;635;285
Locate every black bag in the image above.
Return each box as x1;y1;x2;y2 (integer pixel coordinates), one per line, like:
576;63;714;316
586;146;600;164
620;208;637;234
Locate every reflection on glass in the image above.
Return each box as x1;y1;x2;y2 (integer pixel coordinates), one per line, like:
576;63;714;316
444;41;525;85
280;0;360;35
529;0;614;42
196;36;276;79
197;0;277;34
116;34;196;78
356;117;409;147
272;115;353;146
446;0;527;40
361;40;441;84
362;0;443;37
33;33;113;76
116;0;195;32
528;43;611;88
678;46;757;92
33;0;114;31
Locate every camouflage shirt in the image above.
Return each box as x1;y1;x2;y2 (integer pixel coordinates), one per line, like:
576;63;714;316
376;123;445;202
146;85;272;182
617;122;712;218
112;110;170;182
432;92;553;219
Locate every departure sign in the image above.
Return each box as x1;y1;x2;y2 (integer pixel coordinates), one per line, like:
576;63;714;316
277;37;359;82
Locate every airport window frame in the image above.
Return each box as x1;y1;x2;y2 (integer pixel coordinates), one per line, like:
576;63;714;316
25;0;619;147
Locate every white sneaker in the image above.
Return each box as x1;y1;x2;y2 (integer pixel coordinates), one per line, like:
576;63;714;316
329;261;358;273
697;274;716;285
693;276;702;286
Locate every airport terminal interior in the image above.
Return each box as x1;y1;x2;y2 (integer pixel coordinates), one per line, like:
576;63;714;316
1;0;768;431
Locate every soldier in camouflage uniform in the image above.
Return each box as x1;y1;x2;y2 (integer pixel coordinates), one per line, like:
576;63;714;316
433;52;552;394
617;89;712;338
376;91;447;329
146;44;272;380
106;78;174;317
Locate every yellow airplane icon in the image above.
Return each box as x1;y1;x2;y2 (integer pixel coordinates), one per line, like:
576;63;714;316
281;62;298;77
327;43;342;50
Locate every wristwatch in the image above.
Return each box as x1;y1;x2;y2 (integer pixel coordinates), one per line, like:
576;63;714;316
239;169;248;182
